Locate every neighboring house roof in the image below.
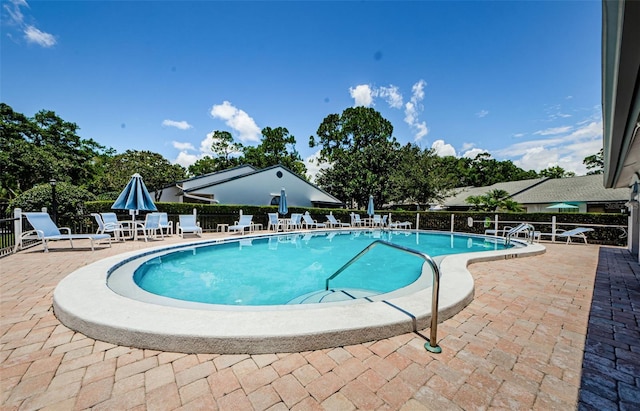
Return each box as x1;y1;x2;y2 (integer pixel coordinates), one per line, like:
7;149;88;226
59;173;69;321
443;174;629;208
511;174;629;204
182;164;343;205
443;178;549;207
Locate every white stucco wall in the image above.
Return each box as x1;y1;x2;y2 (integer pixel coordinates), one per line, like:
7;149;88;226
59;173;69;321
189;167;340;207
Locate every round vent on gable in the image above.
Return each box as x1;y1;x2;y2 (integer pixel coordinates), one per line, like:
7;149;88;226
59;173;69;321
276;171;283;178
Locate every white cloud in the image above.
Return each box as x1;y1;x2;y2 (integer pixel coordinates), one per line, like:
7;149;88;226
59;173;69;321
431;140;456;157
174;151;201;168
461;142;475;151
377;85;403;109
24;25;55;47
210;101;261;143
476;109;489;118
499;120;603;174
462;148;487;159
162;119;192;130
404;79;428;141
172;141;194;151
533;126;573;136
349;85;374;107
303;150;331;183
5;1;57;47
513;133;526;138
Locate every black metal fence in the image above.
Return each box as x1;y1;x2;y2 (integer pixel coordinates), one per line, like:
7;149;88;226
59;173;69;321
3;208;629;258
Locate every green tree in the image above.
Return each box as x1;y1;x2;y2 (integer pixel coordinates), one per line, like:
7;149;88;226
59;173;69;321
465;189;523;212
8;182;96;227
583;148;604;175
465;153;537;187
0;103;111;199
388;144;453;206
310;107;400;208
539;165;575;178
243;127;307;177
94;150;186;201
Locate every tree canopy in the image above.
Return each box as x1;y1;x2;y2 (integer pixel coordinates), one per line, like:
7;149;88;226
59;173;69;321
310;107;401;208
583;148;604;175
0;103;112;199
93;150;187;201
465;189;523;212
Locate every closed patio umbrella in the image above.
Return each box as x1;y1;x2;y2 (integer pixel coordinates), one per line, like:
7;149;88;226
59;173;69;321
111;173;157;222
367;195;375;217
278;188;288;216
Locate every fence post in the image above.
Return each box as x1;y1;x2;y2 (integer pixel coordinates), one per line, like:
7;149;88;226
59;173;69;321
552;216;557;242
450;214;454;232
14;208;22;251
416;213;420;230
494;214;499;232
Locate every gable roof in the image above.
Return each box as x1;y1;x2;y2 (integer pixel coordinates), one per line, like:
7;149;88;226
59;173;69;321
511;174;629;204
443;174;630;208
183;164;343;205
443;177;549;207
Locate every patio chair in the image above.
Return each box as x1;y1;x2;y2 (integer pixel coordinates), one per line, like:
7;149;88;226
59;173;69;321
267;213;284;232
372;215;383;227
155;212;173;235
134;213;164;242
289;213;303;230
556;227;594;244
229;215;253;234
20;212;111;252
91;213;125;241
177;214;202;238
350;213;363;227
302;213;326;229
381;215;388;227
325;214;350;228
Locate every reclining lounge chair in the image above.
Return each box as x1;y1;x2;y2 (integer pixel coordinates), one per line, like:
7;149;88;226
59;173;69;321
556;227;594;244
20;212;111;252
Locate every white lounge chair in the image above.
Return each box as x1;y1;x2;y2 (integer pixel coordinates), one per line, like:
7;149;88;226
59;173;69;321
556;227;594;244
229;215;253;234
325;214;350;228
389;220;412;229
91;213;125;241
350;214;363;227
20;212;111;252
372;215;383;227
302;213;326;229
177;214;202;237
134;213;164;242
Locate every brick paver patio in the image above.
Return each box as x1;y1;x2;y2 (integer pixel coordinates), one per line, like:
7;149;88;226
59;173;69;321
1;234;638;410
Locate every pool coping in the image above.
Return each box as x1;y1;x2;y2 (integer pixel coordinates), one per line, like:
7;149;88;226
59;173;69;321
52;230;545;354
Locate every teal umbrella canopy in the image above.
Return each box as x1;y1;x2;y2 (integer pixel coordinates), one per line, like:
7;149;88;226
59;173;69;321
278;188;288;215
111;173;157;212
367;195;375;216
546;202;578;209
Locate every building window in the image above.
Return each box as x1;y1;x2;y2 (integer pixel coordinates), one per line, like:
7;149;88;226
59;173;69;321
270;196;280;206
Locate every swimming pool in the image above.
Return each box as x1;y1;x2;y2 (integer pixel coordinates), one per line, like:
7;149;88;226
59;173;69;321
127;231;512;306
53;229;544;354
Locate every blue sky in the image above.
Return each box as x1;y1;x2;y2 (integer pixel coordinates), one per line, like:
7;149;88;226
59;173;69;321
2;0;603;179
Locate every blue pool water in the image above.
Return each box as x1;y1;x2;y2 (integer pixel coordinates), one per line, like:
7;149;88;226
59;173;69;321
132;230;511;306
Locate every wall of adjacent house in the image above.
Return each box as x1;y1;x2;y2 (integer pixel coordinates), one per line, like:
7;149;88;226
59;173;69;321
189;167;340;207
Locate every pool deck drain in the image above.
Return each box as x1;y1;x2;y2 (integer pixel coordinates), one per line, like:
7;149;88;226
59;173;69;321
52;231;544;354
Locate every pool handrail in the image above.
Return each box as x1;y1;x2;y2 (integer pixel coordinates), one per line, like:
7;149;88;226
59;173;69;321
324;239;442;354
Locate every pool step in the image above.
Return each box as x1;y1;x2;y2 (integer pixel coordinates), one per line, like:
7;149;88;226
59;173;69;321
288;288;381;304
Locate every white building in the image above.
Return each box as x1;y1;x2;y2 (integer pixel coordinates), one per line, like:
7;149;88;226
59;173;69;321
602;0;640;261
152;164;343;208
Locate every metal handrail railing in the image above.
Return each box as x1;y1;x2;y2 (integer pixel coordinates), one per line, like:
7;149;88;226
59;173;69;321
325;239;442;353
